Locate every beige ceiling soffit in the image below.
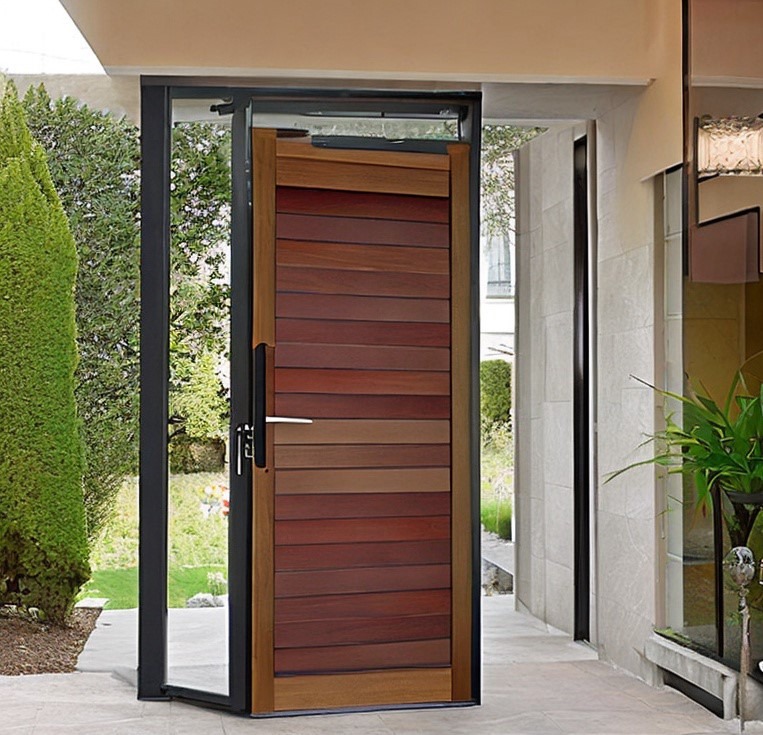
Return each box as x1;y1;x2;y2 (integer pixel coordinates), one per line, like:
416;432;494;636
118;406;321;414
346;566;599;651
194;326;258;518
105;66;652;87
693;76;763;89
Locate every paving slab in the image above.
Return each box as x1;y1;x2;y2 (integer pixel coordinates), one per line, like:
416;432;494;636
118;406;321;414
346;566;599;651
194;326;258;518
0;596;740;734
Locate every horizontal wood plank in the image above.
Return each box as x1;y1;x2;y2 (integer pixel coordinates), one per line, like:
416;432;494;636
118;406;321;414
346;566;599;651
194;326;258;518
274;368;450;396
276;187;450;223
274;345;451;372
274;419;449;445
275;467;450;494
277;158;449;198
275;638;450;674
277;319;450;347
275;516;450;546
277;140;450;171
277;213;449;248
277;240;449;275
277;266;450;298
275;564;450;598
275;492;451;520
275;539;451;571
276;293;449;323
275;614;451;649
275;393;451;419
273;668;452;711
275;588;451;623
274;443;450;469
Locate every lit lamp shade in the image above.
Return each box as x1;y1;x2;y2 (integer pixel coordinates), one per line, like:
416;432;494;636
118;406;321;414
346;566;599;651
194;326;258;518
690;209;760;284
697;117;763;176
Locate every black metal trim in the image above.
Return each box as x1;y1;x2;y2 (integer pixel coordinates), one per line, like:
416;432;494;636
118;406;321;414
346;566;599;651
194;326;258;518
310;136;455;153
460;99;483;705
250;699;478;719
573;136;591;642
253;344;266;468
228;101;254;714
163;686;231;710
138;83;172;702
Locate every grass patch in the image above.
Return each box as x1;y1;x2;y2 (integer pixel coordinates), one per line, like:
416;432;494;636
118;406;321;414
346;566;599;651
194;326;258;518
78;565;227;609
481;497;512;540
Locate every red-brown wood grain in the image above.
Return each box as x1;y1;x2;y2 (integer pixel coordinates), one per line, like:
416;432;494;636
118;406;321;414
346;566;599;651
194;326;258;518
275;492;450;520
275;613;451;649
276;187;450;223
277;241;449;275
276;293;449;323
274;467;451;495
275;516;450;546
274;539;451;571
274;393;451;419
276;214;449;248
275;564;450;598
277;319;450;347
275;589;451;623
277;266;450;299
273;444;450;469
275;638;450;674
274;344;450;371
274;368;450;396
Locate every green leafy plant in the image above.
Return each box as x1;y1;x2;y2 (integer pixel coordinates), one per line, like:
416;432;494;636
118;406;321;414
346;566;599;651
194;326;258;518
481;497;513;540
480;360;512;430
0;81;89;621
608;365;763;548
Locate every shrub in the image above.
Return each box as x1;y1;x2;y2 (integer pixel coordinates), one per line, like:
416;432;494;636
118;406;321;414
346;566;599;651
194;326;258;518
23;86;140;543
0;82;89;620
480;359;512;429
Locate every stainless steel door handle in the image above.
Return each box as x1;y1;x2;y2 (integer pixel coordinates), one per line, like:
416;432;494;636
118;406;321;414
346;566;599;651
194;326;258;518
265;416;313;424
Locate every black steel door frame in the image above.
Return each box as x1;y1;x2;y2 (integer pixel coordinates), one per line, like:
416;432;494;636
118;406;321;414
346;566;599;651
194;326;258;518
138;79;482;715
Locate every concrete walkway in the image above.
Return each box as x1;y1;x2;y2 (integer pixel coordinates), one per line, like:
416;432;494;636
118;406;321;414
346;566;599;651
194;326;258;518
1;596;743;734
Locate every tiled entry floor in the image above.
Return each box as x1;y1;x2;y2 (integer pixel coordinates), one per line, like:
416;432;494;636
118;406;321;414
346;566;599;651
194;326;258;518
1;595;739;734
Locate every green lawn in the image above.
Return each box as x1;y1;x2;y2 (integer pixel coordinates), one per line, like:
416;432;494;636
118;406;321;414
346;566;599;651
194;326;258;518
78;565;227;609
80;472;229;609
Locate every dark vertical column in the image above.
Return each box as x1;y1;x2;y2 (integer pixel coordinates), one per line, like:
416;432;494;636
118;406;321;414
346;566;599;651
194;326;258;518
228;100;253;714
138;82;171;700
460;100;482;703
573;136;591;642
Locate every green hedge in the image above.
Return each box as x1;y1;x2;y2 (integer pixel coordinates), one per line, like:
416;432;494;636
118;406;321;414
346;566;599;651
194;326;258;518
0;82;89;620
480;359;512;429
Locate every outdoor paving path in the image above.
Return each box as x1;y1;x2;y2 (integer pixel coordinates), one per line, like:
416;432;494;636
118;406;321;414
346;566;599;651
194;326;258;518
0;596;746;734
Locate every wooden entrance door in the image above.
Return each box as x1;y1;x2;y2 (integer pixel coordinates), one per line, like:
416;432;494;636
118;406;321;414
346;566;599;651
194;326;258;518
250;129;473;714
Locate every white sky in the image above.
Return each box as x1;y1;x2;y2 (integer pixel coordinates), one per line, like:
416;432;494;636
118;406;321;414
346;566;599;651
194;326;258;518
0;0;103;74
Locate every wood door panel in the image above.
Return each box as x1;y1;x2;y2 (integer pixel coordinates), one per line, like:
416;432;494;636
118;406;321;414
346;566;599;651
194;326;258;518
276;157;449;198
276;187;450;223
275;589;451;624
275;638;451;675
277;214;449;249
274;539;451;571
276;140;450;172
273;444;450;469
275;516;450;546
275;468;450;494
274;368;450;396
276;293;449;323
274;419;450;445
275;492;450;520
277;319;450;347
277;266;450;299
275;614;451;649
274;345;451;372
274;393;451;419
277;240;449;275
275;564;450;598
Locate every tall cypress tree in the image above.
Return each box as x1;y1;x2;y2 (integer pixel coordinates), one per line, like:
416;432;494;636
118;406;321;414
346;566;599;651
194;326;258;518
0;81;89;621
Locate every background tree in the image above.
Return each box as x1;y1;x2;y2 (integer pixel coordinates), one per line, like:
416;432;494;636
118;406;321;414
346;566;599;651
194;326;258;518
23;86;141;541
0;82;89;620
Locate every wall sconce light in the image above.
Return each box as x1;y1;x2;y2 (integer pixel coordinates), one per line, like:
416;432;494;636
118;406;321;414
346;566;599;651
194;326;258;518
697;116;763;176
